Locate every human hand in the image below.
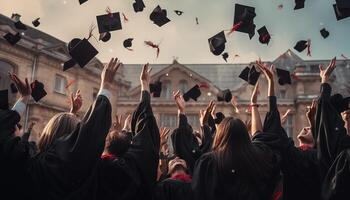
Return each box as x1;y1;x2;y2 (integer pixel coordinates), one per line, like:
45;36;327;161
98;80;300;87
173;90;186;113
8;73;31;99
101;57;122;90
70;90;83;115
319;57;336;84
140;63;152;91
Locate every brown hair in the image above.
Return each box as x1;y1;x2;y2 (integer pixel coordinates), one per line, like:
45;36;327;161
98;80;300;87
38;113;79;152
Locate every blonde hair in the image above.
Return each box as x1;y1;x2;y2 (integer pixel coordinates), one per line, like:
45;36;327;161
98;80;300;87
38;112;79;152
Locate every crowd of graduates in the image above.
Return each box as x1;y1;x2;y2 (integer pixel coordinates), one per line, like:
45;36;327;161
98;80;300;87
1;57;350;200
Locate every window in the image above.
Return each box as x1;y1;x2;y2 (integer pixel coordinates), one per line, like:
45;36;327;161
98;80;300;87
179;80;188;94
92;88;99;101
284;115;293;137
279;90;286;99
161;80;172;99
54;74;67;94
160;114;177;128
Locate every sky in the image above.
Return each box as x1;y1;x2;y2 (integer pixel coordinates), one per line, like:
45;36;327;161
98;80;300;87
0;0;349;64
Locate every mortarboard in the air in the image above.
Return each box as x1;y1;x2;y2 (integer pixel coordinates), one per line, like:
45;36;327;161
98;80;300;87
150;81;162;97
174;10;184;16
133;0;146;13
222;52;229;62
0;90;9;110
208;31;227;56
214;112;225;124
183;85;201;102
294;0;305;10
239;65;261;85
333;0;350;21
320;28;330;39
3;32;21;45
32;18;40;27
276;68;292;85
294;40;308;52
96;12;122;33
63;38;98;70
79;0;88;5
10;83;18;93
150;5;171;27
31;80;47;102
99;32;111;42
330;94;350;113
233;4;256;39
217;89;232;102
123;38;133;50
258;26;271;45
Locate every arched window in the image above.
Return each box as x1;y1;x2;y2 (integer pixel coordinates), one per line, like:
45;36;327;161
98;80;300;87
0;60;15;102
179;80;188;94
161;80;172;99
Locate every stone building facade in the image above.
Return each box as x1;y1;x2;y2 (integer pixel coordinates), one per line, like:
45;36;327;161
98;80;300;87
1;13;349;145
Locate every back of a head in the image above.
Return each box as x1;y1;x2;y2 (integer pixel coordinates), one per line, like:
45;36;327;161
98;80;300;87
38;113;79;152
105;130;132;157
212;117;272;181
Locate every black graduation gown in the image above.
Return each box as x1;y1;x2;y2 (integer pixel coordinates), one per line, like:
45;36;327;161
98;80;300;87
21;130;38;157
155;178;193;200
0;95;112;200
314;83;350;200
257;96;321;200
192;97;281;200
67;91;160;200
171;114;213;174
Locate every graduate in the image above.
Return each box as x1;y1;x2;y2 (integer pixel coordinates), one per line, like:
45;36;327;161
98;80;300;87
171;91;214;174
0;58;119;200
191;61;281;200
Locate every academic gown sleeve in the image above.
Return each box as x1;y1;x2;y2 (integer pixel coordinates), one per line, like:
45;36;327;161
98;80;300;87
122;91;160;200
199;125;213;154
314;83;350;170
171;114;201;174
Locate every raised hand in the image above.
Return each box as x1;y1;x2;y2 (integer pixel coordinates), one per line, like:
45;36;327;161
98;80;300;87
319;57;336;83
140;63;152;91
256;59;275;97
306;99;317;126
101;57;122;90
8;73;31;98
200;100;215;127
70;90;83;115
173;90;186;113
160;127;170;156
210;104;217;120
281;109;292;125
122;114;132;131
250;82;259;105
112;114;124;133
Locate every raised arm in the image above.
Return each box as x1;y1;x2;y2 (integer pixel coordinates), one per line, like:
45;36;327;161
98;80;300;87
251;82;262;136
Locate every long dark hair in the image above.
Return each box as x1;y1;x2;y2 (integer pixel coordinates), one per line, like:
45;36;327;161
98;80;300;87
212;117;272;181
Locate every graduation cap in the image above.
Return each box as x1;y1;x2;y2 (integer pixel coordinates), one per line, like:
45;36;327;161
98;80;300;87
79;0;88;5
10;83;18;93
330;94;350;113
214;112;225;124
11;13;21;22
258;26;271;45
174;10;184;16
233;4;256;39
320;28;330;39
217;89;232;102
0;90;9;110
294;0;305;10
96;12;122;33
133;0;145;13
63;38;98;70
32;18;40;27
3;32;21;45
183;85;201;102
294;40;308;52
30;80;47;102
99;32;111;42
123;38;133;50
276;68;292;85
150;5;171;27
333;0;350;21
150;81;162;97
239;65;261;85
222;52;229;62
208;31;227;56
